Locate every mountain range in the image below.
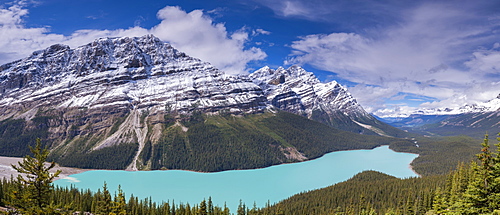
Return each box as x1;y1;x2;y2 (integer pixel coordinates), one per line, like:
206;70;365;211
0;35;409;171
378;94;500;138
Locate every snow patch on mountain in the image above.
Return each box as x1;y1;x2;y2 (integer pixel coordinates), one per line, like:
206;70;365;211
249;65;370;119
392;94;500;118
0;35;267;116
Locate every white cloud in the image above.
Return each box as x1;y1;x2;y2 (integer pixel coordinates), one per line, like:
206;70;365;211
253;28;271;36
151;6;266;74
348;84;399;113
372;106;419;118
285;33;369;82
0;2;26;26
0;3;265;75
0;1;65;63
465;46;500;75
285;1;500;116
251;0;347;22
281;1;311;17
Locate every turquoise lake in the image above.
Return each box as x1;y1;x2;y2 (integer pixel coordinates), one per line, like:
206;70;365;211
54;145;418;211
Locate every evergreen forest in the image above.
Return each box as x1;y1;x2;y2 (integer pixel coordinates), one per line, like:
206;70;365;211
0;109;482;176
3;133;500;214
130;111;414;172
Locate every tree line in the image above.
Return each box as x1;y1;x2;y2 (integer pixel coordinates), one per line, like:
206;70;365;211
143;111;410;172
0;109;482;176
262;133;500;214
3;131;500;214
0;138;238;214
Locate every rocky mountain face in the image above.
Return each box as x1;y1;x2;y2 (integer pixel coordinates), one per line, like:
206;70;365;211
0;35;266;117
249;66;404;137
0;35;405;171
250;66;366;117
0;35;267;170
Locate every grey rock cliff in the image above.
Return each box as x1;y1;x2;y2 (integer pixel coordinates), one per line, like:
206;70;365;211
249;66;375;130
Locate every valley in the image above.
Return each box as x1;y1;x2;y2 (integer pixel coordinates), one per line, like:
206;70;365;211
0;35;411;172
0;35;495;214
53;145;418;212
378;98;500;139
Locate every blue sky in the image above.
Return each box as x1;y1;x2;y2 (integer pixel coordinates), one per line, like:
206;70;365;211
1;0;500;117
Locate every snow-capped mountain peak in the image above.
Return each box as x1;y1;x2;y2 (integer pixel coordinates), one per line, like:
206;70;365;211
0;35;267;120
408;94;500;117
377;93;500;119
249;65;371;125
0;35;407;172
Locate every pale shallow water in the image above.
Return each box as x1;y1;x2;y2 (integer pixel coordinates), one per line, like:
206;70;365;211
54;145;418;211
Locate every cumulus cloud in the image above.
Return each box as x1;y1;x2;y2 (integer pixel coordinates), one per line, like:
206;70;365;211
284;1;500;116
151;6;266;74
0;2;265;75
0;1;149;63
465;45;500;76
0;1;65;63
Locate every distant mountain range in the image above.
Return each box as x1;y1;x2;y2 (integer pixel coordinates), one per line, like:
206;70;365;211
378;95;500;138
0;35;409;171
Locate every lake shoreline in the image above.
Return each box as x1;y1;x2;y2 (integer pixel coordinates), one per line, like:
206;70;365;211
53;145;419;212
0;145;421;180
0;156;92;180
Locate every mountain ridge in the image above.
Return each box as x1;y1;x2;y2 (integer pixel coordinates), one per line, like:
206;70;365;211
249;65;407;137
378;94;500;138
0;35;409;170
380;94;500;119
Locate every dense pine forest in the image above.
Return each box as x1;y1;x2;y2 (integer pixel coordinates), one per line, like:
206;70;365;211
3;133;500;214
0;109;481;175
262;134;500;214
0;110;412;171
150;111;483;175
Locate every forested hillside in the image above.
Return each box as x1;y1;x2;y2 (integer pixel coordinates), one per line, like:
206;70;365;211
0;106;479;175
261;134;500;214
261;171;445;214
0;109;408;171
137;111;410;172
2;132;500;214
390;135;480;176
0;137;493;214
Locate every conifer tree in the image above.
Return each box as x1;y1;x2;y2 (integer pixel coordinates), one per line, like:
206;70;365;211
459;133;500;214
431;187;447;214
95;182;112;214
10;138;61;214
222;202;230;215
237;200;246;215
199;199;208;215
207;196;214;215
112;185;127;214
